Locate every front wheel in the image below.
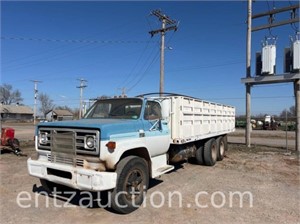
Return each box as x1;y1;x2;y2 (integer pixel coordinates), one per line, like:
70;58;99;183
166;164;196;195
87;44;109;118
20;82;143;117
111;156;149;214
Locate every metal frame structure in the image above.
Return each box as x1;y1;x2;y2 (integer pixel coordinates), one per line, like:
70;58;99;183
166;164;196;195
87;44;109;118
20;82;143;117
242;0;300;151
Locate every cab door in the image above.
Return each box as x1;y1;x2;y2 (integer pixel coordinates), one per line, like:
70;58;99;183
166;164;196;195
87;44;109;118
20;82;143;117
142;100;171;157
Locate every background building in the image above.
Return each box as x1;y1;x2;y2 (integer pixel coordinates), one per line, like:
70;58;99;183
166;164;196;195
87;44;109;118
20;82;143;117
46;109;74;121
0;105;33;122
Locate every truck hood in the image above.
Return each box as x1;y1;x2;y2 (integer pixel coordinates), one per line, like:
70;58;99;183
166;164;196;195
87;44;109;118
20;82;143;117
37;119;143;140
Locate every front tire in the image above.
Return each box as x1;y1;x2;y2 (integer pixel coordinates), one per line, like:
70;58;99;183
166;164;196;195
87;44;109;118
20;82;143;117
111;156;149;214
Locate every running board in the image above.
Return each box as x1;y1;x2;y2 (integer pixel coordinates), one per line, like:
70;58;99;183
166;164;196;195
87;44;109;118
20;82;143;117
151;154;175;178
152;165;174;178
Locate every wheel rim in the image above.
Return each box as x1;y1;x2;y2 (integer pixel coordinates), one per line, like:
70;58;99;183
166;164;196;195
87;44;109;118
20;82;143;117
124;169;144;202
219;141;225;157
212;143;217;162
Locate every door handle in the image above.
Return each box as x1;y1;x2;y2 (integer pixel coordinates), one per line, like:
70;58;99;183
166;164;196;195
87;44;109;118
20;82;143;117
139;129;145;138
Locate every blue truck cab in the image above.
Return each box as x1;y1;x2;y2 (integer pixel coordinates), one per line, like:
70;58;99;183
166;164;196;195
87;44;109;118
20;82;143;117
27;97;173;213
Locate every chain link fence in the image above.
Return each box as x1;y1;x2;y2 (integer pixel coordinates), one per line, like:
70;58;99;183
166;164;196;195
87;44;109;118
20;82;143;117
235;115;297;131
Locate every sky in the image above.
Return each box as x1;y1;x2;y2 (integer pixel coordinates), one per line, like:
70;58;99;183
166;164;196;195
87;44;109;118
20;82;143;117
1;1;299;115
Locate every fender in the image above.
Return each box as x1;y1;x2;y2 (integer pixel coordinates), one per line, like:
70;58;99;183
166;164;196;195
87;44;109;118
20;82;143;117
100;135;150;170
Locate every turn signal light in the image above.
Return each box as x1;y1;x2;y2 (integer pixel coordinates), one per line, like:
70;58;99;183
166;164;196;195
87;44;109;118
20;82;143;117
106;141;116;150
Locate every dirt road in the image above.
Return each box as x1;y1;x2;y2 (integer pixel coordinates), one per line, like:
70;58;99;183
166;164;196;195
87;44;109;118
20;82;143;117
0;144;299;224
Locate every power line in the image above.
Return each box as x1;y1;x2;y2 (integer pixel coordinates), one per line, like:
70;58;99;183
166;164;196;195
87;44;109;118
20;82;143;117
124;44;158;89
1;36;156;44
3;42;97;72
121;38;161;92
127;49;160;93
3;36;159;74
121;59;245;88
3;46;151;84
2;34;158;72
165;61;245;74
3;42;153;72
119;11;179;93
119;39;152;88
2;19;141;66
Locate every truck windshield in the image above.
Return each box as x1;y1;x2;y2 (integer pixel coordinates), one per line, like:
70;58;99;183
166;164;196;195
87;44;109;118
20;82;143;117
84;98;143;119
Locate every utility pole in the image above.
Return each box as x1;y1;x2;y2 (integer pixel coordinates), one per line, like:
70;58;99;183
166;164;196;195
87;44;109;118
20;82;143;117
149;9;178;95
118;87;127;98
30;80;42;125
77;78;87;119
246;0;252;147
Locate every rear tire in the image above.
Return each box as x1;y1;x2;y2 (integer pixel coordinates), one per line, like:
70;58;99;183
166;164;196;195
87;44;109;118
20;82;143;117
223;135;228;151
203;138;217;166
216;136;226;161
111;156;149;214
195;145;205;165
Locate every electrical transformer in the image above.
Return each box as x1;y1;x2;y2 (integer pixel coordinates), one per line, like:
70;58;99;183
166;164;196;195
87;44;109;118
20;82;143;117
293;40;300;71
262;44;276;75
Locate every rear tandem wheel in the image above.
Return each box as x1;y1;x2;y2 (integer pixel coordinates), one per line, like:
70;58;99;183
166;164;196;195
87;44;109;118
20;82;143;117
203;138;218;166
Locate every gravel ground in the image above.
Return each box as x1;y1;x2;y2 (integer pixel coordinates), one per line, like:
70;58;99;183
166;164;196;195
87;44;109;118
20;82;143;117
0;143;299;224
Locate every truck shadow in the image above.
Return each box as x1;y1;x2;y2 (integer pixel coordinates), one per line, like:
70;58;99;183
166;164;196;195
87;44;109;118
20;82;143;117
0;147;26;156
0;148;14;155
32;177;164;213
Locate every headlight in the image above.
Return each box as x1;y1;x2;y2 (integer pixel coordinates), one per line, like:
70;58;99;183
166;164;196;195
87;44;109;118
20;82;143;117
39;132;48;145
85;136;95;149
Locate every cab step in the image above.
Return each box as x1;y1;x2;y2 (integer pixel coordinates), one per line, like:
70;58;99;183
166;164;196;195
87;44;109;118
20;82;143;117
153;165;174;178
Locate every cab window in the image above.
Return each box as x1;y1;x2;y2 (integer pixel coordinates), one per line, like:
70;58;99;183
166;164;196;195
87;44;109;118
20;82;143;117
144;101;162;120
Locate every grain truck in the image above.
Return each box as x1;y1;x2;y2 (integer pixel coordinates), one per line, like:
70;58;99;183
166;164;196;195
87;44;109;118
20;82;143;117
27;93;235;213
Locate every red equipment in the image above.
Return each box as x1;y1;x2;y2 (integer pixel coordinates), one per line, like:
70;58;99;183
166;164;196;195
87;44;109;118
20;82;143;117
1;128;15;145
1;127;22;155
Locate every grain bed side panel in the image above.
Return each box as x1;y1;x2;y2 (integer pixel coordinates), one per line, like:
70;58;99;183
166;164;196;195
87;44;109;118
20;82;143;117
170;96;235;144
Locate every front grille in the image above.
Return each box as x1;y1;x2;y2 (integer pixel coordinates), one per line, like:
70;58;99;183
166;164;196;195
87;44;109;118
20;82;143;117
38;127;100;156
47;154;84;167
52;130;74;154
